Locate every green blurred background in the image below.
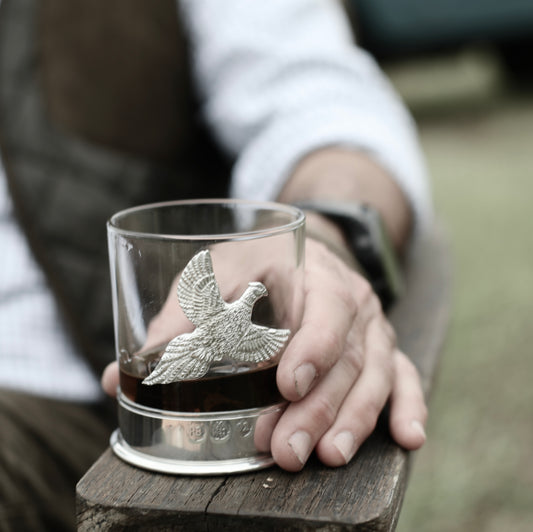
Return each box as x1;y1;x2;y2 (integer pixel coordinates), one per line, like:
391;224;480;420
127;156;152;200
345;3;533;528
382;46;533;532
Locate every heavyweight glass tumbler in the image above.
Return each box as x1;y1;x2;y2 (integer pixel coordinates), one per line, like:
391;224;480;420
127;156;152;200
107;199;305;474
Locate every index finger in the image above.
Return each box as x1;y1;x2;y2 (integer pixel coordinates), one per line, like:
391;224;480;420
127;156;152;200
276;241;358;401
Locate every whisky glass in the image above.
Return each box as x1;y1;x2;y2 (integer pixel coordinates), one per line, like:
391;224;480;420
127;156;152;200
107;199;305;474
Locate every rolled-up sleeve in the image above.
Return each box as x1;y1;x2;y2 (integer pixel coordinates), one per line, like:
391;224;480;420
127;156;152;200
179;0;433;231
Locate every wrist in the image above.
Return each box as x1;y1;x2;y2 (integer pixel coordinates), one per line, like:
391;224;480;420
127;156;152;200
303;211;361;272
278;147;413;250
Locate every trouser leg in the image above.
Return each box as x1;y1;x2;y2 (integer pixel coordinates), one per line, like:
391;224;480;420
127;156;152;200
0;389;112;532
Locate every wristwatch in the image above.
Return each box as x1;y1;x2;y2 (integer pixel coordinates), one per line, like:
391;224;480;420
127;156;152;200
294;200;404;310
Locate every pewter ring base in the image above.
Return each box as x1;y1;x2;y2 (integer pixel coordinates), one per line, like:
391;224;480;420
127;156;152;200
111;392;284;475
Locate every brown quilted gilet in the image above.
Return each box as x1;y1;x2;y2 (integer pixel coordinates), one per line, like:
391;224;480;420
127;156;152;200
0;0;231;377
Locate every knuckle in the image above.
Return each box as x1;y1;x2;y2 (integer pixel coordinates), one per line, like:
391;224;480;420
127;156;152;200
354;275;374;305
310;395;337;428
362;395;384;420
319;328;344;359
355;402;380;435
349;348;364;375
343;337;364;375
334;279;359;318
351;274;384;321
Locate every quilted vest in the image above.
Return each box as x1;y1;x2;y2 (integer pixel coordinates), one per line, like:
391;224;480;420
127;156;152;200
0;0;231;377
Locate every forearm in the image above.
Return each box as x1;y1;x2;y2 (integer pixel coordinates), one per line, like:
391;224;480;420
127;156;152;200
277;147;413;252
182;1;431;231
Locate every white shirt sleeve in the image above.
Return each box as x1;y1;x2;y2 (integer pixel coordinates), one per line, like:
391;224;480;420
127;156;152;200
0;170;103;401
179;0;433;231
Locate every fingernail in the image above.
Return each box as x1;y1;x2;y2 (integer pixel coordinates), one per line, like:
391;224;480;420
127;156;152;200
288;431;312;465
411;420;426;440
294;363;316;397
333;431;356;464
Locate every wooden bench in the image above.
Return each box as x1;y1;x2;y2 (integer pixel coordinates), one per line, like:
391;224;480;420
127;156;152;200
76;225;450;531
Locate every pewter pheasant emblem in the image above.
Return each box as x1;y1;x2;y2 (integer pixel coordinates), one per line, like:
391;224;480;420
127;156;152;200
142;250;290;385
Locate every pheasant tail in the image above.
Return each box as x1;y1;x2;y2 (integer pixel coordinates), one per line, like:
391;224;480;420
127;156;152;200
142;339;211;384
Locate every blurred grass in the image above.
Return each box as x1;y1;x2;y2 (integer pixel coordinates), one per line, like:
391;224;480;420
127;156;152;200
385;48;533;531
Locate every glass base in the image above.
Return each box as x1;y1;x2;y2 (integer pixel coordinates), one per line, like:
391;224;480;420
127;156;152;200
111;392;284;475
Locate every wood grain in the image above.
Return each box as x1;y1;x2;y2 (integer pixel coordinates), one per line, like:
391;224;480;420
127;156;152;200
77;225;451;531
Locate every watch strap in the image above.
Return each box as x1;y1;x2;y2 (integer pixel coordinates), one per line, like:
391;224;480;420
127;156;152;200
294;200;403;309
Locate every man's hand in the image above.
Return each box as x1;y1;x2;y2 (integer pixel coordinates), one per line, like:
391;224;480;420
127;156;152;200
265;147;427;469
269;237;426;470
101;235;427;471
102;148;429;470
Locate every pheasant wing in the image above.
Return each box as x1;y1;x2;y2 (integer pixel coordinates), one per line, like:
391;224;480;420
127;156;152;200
233;324;290;364
142;333;212;384
177;250;226;327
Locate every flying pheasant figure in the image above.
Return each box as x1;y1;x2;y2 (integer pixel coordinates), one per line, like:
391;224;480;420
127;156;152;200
143;249;290;385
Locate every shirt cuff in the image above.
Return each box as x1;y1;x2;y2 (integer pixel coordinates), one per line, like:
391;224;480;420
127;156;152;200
229;104;433;235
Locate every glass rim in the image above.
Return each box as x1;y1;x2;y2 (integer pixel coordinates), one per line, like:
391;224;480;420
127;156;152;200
107;198;305;241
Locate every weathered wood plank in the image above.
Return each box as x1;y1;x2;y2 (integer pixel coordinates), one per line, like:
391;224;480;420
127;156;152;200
77;452;226;531
77;224;450;531
205;423;407;531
